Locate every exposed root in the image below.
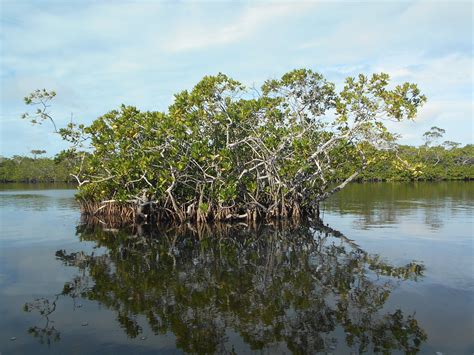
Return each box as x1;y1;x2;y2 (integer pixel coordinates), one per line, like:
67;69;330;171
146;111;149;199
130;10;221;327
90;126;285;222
78;199;316;225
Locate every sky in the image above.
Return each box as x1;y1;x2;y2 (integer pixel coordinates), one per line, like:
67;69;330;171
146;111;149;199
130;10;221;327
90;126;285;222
0;0;472;157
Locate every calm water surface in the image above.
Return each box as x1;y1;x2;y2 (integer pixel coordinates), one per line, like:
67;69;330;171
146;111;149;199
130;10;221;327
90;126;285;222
0;182;472;354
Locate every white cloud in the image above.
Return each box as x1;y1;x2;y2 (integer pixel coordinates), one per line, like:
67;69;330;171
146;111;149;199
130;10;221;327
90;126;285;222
368;53;473;145
298;0;472;65
164;2;316;52
378;54;472;94
385;99;474;146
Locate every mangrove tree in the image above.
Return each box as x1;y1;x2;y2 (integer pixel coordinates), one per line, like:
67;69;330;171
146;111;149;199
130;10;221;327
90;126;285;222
22;70;426;223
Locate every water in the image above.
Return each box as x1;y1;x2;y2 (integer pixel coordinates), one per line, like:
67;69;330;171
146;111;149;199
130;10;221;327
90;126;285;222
0;182;472;354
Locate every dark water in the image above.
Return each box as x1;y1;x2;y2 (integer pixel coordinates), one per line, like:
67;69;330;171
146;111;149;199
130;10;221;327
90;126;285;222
0;182;472;354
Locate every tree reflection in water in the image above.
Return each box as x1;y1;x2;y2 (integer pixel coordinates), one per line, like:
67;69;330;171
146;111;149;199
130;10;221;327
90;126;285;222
23;295;61;345
25;219;426;353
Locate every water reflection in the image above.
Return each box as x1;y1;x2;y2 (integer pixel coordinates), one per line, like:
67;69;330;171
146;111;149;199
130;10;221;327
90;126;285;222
23;296;61;345
0;190;77;211
25;219;426;353
322;181;473;230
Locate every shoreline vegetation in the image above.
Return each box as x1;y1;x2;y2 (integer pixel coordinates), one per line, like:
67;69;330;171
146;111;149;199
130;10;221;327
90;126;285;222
0;156;75;184
8;69;471;224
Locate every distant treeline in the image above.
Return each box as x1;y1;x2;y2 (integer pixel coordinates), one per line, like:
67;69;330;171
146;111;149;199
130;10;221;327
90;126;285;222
359;144;474;181
1;144;473;183
0;155;75;183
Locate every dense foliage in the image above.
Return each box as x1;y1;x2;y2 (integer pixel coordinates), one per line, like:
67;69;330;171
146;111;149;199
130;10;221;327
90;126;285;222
20;70;429;222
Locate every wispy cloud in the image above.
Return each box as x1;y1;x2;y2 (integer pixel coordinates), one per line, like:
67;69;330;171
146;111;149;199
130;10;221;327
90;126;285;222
164;2;316;52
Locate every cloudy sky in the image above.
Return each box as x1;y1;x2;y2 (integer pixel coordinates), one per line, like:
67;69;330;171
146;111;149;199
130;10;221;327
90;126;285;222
1;0;472;156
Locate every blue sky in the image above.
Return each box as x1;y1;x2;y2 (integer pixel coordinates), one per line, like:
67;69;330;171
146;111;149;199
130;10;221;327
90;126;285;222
1;0;472;156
